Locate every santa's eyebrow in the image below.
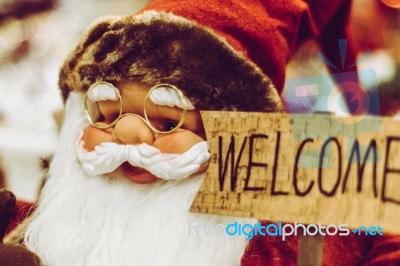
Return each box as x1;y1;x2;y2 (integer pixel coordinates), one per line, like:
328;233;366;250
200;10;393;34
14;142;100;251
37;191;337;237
88;83;119;101
149;86;195;110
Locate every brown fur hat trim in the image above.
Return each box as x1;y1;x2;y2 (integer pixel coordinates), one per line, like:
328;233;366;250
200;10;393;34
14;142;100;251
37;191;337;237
59;11;283;112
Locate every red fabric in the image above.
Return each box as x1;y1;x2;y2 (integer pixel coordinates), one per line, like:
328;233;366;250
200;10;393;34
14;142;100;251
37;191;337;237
5;200;35;236
141;0;355;93
241;228;400;266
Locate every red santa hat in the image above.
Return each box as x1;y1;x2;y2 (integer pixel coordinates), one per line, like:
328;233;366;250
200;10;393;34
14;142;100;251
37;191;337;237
59;0;353;112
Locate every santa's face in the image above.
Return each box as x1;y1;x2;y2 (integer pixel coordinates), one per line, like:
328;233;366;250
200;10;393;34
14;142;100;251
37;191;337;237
79;80;210;183
25;82;248;266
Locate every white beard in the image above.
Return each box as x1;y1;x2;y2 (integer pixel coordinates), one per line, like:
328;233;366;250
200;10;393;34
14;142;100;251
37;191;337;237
24;92;250;266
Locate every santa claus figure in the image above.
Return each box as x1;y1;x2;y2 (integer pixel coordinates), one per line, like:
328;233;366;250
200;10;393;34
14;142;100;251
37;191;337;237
22;0;400;265
23;1;284;264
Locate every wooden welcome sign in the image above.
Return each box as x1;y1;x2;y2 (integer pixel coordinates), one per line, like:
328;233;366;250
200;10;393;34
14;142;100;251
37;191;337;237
190;111;400;233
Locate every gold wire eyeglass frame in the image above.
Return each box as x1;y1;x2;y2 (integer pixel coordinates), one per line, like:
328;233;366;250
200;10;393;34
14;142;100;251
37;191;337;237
84;82;188;134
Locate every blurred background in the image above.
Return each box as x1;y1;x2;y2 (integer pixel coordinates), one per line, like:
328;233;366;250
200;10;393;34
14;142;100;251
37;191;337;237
0;0;399;202
285;0;400;117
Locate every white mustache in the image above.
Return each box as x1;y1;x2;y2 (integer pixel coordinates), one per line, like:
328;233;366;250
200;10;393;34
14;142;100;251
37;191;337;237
77;140;211;181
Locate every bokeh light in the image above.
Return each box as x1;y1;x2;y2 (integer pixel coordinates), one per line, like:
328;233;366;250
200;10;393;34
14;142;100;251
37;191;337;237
381;0;400;8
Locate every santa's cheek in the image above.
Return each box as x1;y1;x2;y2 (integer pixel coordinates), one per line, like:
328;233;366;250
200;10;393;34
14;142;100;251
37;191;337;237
82;126;113;151
153;130;204;154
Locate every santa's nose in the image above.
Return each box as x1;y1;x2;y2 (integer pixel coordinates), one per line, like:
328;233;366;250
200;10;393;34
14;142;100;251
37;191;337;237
112;115;155;145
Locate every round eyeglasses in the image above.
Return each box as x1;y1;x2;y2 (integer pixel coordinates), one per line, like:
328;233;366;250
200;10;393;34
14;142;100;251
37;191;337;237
84;82;188;134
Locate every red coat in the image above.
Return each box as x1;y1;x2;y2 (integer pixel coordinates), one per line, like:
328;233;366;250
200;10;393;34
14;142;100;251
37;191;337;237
241;229;400;265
